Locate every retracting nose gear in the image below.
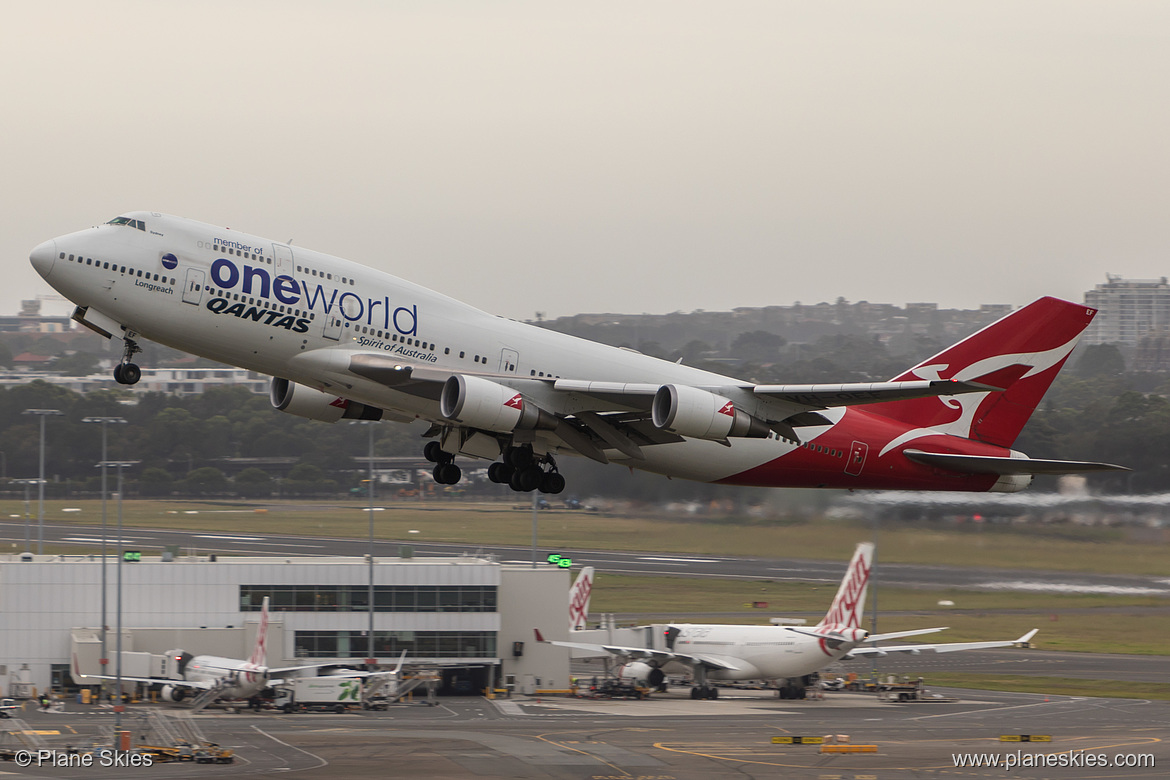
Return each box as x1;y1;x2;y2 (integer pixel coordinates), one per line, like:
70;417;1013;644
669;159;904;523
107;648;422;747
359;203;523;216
113;334;143;385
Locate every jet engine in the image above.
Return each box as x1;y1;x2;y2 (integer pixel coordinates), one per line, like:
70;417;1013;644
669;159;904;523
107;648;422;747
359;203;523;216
616;662;665;688
652;384;769;440
440;375;557;432
159;685;187;703
990;474;1033;493
270;378;383;423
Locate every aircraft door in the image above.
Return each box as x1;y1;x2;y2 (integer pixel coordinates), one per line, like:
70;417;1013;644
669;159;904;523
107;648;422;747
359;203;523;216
845;441;868;476
182;268;205;305
273;243;295;276
322;313;343;341
499;349;519;374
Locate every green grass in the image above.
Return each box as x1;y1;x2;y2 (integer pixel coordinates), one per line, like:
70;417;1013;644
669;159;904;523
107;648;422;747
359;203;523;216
8;498;1168;577
921;674;1170;701
587;573;1170;655
588;573;1168;614
9;499;1168;656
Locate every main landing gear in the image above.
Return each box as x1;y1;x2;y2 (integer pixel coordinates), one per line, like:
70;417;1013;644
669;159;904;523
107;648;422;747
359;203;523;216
689;665;719;700
424;441;462;485
486;446;565;494
423;442;566;493
113;336;143;385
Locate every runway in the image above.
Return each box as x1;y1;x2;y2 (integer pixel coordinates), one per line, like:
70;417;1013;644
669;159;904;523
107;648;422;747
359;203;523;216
6;517;1169;597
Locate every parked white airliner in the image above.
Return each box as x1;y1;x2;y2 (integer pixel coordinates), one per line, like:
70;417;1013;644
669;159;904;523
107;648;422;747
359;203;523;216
538;544;1037;699
78;597;370;706
30;213;1124;495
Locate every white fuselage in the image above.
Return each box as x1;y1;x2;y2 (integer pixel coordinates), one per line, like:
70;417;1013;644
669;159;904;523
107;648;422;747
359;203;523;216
34;212;816;483
667;624;862;681
180;655;270;699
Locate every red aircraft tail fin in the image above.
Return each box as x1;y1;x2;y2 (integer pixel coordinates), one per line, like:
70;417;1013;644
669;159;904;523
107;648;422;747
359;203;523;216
874;297;1095;448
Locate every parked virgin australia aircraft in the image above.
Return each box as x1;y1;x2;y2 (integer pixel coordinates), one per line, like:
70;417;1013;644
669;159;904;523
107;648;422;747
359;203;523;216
30;213;1124;494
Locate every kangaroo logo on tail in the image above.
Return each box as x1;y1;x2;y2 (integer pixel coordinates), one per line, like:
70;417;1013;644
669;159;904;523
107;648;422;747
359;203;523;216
875;298;1095;453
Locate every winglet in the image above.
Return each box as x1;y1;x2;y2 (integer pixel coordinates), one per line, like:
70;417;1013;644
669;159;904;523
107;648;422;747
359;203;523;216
1017;628;1039;645
534;628;546;643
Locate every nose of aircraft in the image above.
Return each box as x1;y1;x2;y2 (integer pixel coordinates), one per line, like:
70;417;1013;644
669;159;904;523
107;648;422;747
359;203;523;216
29;239;58;278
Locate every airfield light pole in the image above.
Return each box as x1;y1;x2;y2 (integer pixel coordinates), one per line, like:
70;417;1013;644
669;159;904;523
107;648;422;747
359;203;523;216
366;422;376;667
12;479;38;552
23;409;63;555
105;460;138;734
870;512;879;681
531;491;539;569
83;416;127;683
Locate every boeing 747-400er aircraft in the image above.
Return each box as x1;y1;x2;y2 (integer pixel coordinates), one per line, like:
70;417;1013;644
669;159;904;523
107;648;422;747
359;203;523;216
30;212;1125;494
538;543;1038;700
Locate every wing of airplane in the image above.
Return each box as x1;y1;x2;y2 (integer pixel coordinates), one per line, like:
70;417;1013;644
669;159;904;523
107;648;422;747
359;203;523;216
533;630;746;672
848;629;1038;657
74;673;210;689
903;450;1129;475
340;349;1012;455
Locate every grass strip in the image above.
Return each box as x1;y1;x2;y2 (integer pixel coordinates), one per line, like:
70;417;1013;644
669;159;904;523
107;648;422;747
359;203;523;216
922;673;1170;701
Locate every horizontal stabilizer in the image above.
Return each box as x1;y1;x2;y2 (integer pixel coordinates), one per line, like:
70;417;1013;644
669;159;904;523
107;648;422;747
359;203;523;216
752;379;1002;410
904;450;1129;475
867;627;947;642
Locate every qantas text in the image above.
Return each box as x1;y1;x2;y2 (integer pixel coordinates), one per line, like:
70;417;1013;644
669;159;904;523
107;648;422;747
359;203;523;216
206;298;310;333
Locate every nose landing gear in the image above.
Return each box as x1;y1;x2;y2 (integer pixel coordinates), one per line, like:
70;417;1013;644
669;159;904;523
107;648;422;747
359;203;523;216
113;336;143;385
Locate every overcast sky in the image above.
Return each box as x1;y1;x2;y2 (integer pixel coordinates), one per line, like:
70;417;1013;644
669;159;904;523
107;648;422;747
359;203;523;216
5;1;1170;321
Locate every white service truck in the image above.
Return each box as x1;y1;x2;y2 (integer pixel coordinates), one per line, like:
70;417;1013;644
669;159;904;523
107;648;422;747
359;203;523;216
275;678;362;714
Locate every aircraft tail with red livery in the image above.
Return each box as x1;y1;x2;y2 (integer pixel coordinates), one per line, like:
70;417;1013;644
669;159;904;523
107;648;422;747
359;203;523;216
874;297;1094;448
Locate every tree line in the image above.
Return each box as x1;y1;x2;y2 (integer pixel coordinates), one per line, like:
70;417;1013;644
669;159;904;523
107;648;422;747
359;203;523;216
0;340;1160;500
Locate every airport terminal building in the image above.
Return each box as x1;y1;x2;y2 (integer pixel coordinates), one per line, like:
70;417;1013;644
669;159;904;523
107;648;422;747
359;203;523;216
0;553;570;697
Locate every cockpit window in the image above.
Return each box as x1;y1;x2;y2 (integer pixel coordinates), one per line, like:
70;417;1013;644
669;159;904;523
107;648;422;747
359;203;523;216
107;216;146;231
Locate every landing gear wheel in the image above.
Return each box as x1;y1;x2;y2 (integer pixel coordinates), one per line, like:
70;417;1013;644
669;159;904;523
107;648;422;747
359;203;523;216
433;463;461;484
505;446;534;469
516;466;543;492
708;687;718;700
114;362;141;385
488;462;514;484
423;441;445;463
539;472;566;494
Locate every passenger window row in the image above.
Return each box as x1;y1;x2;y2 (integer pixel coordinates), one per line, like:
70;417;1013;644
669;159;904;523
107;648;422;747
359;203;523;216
60;252;175;285
350;324;433;350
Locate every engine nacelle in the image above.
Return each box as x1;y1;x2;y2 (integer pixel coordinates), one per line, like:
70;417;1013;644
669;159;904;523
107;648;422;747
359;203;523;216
270;378;383;423
990;473;1033;493
160;685;187;703
440;375;557;432
617;662;665;688
651;384;770;440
